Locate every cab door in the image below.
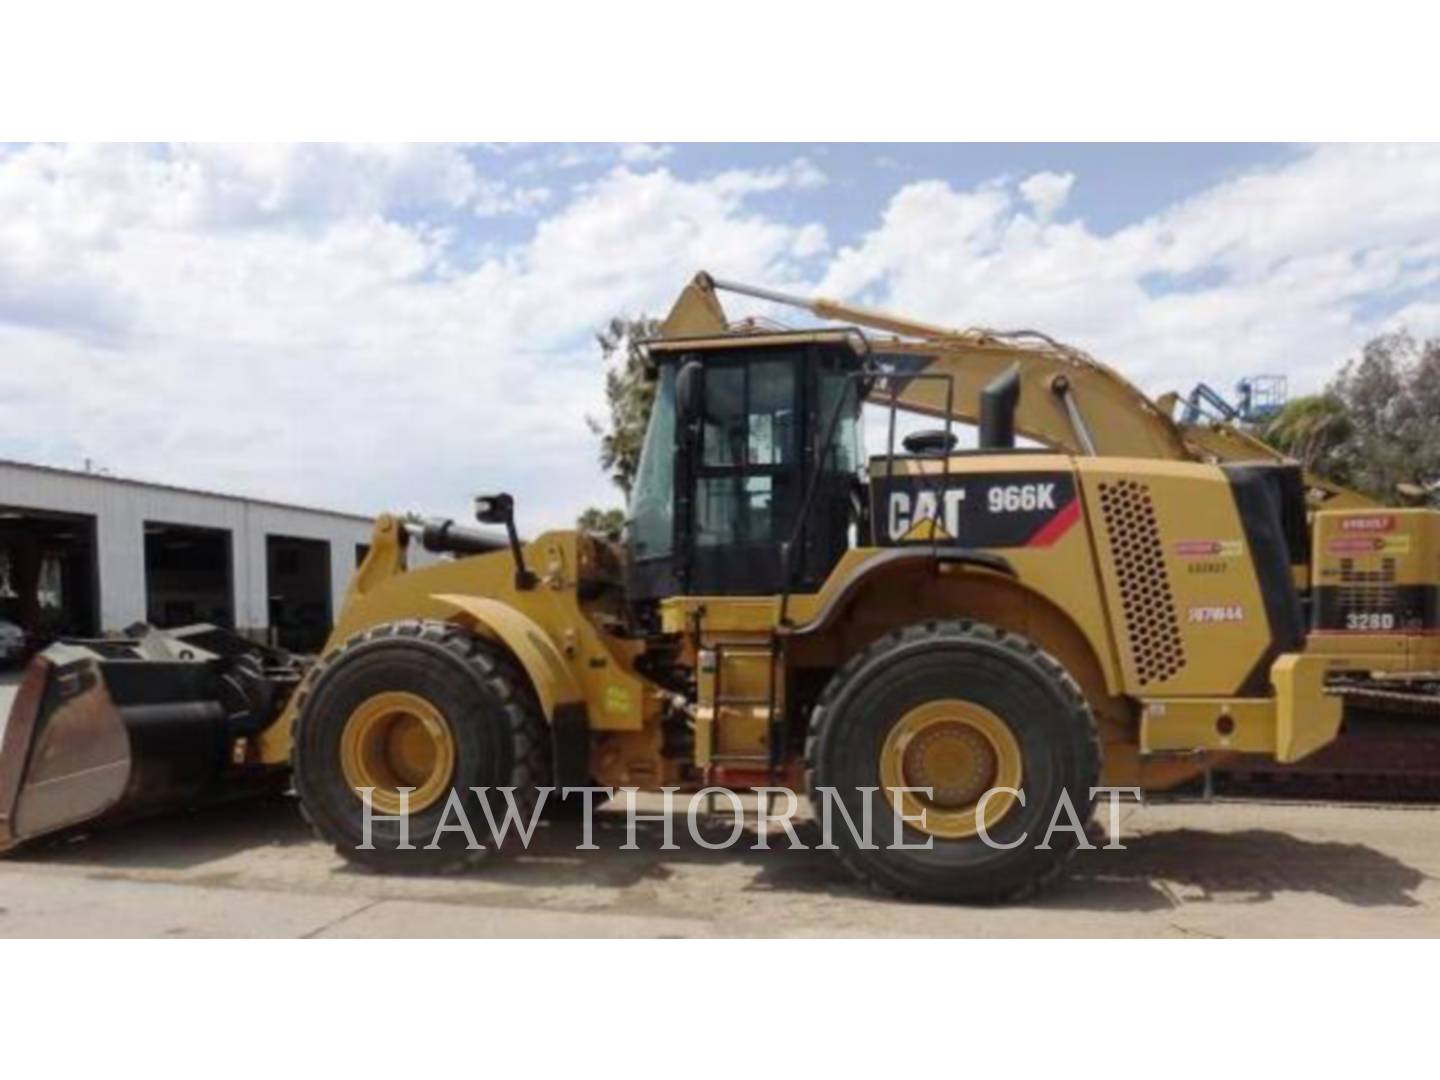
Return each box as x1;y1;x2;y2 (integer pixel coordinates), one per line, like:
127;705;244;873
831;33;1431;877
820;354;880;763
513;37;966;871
684;351;803;595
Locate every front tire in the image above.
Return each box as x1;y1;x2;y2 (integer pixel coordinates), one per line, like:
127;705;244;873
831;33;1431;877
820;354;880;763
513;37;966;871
806;620;1100;903
292;620;549;873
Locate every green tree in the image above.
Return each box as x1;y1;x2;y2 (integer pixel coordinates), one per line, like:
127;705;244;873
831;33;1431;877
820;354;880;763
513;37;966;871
1328;332;1440;502
578;314;662;535
1262;393;1354;481
1257;332;1440;504
587;314;663;498
576;506;626;537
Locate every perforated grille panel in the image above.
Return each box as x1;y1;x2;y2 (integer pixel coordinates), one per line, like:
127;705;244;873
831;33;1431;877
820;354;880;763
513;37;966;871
1098;479;1186;686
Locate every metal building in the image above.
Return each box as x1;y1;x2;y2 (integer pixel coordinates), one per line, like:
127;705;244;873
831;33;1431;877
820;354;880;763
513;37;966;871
1;459;382;653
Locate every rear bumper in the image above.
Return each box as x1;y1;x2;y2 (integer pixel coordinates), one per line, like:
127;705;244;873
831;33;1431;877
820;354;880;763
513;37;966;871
1139;653;1343;764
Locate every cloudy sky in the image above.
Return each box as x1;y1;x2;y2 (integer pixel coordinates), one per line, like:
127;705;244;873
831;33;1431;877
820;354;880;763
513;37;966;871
1;142;1437;529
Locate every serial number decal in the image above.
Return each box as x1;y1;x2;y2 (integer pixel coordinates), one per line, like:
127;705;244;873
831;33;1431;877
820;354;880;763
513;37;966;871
1345;612;1396;631
1187;605;1245;623
1174;539;1244;558
1185;560;1230;575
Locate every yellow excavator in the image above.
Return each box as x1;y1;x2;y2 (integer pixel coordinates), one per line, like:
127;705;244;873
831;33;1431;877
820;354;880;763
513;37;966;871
3;273;1436;902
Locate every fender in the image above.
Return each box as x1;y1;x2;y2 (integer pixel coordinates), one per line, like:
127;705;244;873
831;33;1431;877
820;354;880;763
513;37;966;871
785;547;1015;637
432;593;584;723
785;547;1125;700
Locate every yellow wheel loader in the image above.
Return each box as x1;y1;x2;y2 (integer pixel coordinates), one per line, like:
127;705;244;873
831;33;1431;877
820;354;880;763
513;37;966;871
4;274;1437;902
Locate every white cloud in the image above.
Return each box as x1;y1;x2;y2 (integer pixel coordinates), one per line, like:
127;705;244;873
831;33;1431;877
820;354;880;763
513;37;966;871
791;222;829;259
817;145;1440;403
0;146;830;529
1018;170;1074;219
708;156;827;198
1;144;1437;537
619;143;674;164
472;178;551;217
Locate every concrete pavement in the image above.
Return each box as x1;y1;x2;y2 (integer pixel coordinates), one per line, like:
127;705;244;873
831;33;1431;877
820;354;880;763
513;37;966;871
1;793;1436;936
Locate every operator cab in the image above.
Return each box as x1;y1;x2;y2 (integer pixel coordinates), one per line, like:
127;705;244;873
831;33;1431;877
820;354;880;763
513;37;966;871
627;331;868;606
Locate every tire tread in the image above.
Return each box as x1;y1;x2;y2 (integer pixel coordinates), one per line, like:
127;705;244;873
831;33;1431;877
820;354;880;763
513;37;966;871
291;619;549;874
804;618;1100;904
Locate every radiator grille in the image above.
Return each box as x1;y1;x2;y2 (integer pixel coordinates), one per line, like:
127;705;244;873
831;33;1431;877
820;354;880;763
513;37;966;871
1336;556;1398;615
1099;479;1186;686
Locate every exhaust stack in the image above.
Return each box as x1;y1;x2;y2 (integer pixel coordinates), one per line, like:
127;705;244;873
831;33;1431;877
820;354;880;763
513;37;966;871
979;363;1022;450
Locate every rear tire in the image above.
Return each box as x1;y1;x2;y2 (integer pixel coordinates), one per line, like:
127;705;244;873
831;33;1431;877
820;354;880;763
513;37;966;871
806;619;1099;903
292;620;550;873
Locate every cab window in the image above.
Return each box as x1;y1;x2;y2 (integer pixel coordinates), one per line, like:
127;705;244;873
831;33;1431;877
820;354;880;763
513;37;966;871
629;364;676;560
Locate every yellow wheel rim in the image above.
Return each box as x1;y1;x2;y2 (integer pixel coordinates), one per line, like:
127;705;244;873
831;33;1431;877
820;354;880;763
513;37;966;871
339;691;456;815
879;699;1023;840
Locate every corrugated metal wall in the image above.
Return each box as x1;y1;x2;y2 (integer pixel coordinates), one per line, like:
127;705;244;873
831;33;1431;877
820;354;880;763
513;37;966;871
1;461;380;636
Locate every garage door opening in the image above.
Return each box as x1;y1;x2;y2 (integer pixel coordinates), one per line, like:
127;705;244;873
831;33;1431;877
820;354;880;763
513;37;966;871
266;535;332;653
144;522;234;629
0;505;99;653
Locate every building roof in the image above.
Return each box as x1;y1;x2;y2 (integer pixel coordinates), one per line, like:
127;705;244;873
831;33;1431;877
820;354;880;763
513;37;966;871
0;457;375;524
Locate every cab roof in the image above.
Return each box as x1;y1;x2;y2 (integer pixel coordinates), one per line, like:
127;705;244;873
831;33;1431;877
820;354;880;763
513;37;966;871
641;327;867;358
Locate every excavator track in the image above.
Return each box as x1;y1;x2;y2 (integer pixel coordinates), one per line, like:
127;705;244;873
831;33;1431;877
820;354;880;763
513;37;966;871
1328;679;1440;714
1213;682;1440;802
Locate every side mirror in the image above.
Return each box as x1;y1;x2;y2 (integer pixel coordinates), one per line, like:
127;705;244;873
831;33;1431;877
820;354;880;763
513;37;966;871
675;359;704;427
474;493;515;525
473;492;536;590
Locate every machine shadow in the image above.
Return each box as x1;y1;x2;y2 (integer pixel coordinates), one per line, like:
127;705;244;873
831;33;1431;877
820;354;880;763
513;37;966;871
1054;827;1426;910
12;800;1427;914
10;794;314;871
479;816;1428;912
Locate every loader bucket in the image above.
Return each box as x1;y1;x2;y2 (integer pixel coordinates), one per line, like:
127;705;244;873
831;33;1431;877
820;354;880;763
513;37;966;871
0;645;132;851
0;626;302;853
